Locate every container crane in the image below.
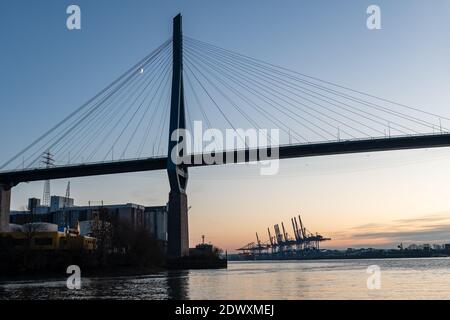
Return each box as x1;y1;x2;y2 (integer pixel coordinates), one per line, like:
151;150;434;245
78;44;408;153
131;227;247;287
291;218;299;241
238;212;331;259
281;222;289;242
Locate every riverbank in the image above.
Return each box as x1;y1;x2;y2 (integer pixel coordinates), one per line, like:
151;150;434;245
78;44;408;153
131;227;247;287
229;248;450;261
0;251;226;281
0;265;166;282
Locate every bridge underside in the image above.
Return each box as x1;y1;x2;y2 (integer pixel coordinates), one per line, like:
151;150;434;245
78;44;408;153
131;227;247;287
1;134;450;186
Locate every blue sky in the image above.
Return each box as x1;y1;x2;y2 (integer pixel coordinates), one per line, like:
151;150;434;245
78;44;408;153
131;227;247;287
1;0;450;250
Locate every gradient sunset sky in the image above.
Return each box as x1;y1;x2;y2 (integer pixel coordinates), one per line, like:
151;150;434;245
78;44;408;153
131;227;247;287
1;0;450;251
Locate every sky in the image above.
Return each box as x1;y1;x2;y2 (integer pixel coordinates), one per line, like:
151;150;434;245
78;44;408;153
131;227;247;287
1;0;450;251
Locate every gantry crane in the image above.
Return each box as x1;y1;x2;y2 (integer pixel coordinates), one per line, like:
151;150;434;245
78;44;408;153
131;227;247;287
238;212;331;258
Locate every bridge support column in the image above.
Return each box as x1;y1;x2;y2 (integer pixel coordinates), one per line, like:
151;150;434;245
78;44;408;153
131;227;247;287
167;14;189;258
0;184;11;233
168;191;189;257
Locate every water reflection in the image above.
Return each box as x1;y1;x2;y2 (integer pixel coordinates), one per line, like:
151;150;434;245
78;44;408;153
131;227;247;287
166;271;189;300
1;258;450;299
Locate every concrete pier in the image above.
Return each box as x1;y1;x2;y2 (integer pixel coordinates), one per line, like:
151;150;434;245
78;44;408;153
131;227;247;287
0;184;11;232
167;191;189;257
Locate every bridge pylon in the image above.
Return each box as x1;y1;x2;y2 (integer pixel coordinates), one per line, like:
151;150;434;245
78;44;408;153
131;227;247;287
167;14;189;258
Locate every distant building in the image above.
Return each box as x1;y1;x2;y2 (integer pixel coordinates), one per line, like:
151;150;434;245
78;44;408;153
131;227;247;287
10;196;168;241
25;195;74;215
432;244;442;251
50;196;74;212
145;206;167;241
405;243;445;251
27;198;40;213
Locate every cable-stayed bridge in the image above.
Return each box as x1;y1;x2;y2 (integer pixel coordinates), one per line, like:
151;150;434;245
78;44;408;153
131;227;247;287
1;14;450;257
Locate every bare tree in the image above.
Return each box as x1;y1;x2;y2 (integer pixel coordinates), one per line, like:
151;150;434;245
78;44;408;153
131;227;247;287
90;207;113;265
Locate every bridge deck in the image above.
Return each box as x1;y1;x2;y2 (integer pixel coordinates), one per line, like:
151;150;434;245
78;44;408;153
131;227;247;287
1;134;450;186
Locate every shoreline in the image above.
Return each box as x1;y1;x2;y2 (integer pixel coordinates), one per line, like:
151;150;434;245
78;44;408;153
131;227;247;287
0;266;165;283
228;251;450;262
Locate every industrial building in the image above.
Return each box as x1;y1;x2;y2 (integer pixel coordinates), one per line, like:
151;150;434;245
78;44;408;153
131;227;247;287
10;195;168;242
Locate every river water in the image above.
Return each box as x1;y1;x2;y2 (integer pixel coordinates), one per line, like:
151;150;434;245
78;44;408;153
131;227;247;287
1;258;450;299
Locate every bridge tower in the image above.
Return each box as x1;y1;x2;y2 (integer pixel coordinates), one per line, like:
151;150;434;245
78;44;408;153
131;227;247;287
167;14;189;258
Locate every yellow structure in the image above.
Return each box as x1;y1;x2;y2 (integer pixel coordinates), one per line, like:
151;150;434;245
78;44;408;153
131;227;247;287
0;224;96;251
